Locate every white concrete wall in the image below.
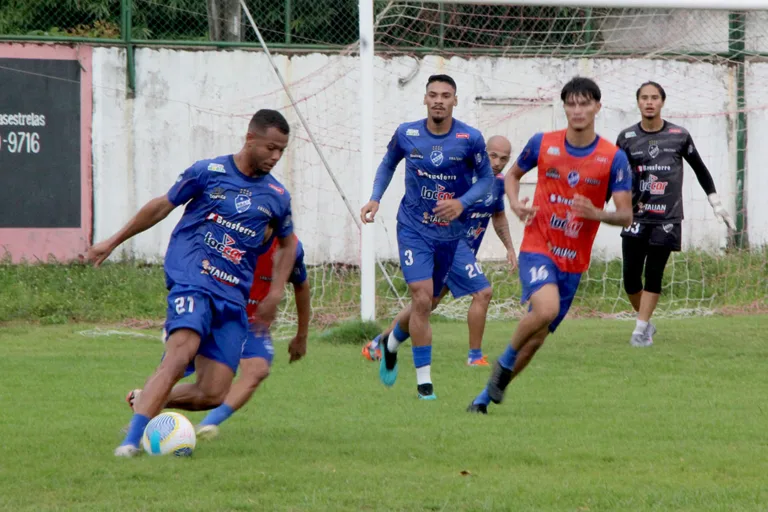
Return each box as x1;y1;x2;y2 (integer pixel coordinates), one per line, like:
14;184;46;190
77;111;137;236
93;47;759;265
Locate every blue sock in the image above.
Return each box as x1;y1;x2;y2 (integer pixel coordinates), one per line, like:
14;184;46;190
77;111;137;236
468;348;483;362
499;345;518;371
392;323;410;343
473;388;491;406
412;345;432;368
200;404;235;427
121;414;150;447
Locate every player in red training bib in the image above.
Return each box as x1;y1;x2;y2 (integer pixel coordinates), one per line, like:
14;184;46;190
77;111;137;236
127;232;309;439
467;77;634;414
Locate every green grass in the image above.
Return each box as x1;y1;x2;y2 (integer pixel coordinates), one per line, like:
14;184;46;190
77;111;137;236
2;317;768;511
2;250;767;326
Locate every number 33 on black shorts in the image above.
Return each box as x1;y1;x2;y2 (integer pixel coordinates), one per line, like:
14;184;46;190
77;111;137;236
621;221;682;251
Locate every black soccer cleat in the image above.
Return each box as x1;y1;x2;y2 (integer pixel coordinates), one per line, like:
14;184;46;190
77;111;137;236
466;402;487;415
417;383;436;400
381;331;398;371
486;360;513;404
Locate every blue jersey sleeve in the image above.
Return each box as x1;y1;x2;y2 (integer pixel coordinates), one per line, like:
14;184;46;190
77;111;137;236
276;192;294;239
459;134;494;210
515;133;543;173
493;177;505;214
609;149;633;194
370;129;406;202
167;163;210;206
290;240;308;285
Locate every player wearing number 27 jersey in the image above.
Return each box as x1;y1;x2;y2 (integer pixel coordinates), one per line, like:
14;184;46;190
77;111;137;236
468;77;633;415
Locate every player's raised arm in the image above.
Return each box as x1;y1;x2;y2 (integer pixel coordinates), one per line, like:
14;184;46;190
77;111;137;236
81;165;209;266
361;130;406;224
572;149;633;227
682;133;734;230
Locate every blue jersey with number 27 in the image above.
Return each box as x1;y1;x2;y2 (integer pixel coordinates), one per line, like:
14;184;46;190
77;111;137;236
164;155;293;306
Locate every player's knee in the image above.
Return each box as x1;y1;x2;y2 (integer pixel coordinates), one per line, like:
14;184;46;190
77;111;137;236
472;287;492;307
242;363;270;389
411;288;432;315
533;302;559;325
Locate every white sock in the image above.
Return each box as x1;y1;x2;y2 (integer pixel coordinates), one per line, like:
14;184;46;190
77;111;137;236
387;330;402;353
634;319;648;335
416;365;431;385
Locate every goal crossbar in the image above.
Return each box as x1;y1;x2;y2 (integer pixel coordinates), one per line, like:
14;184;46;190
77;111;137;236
430;0;767;10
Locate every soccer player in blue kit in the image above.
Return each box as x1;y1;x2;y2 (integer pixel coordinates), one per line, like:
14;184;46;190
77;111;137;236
362;135;517;367
83;110;297;456
359;74;494;399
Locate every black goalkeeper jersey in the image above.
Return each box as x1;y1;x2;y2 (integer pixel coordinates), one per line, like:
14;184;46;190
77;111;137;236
616;121;716;225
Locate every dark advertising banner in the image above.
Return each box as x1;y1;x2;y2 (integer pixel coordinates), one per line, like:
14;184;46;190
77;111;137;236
0;44;92;262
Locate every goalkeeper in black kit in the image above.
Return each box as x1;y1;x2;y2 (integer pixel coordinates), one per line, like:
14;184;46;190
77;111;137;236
616;81;734;347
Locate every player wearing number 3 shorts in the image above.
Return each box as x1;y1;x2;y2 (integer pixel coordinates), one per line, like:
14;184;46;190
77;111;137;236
360;74;494;400
467;77;634;414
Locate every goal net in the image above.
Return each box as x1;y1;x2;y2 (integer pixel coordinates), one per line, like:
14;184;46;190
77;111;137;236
124;1;768;324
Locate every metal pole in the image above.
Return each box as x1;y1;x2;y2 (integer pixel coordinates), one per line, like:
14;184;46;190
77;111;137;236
284;0;292;44
729;11;748;249
359;0;376;321
121;0;135;95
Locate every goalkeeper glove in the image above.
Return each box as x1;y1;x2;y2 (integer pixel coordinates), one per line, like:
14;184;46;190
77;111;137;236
707;193;735;231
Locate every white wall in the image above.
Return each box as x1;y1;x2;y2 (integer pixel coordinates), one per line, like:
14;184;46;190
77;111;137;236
93;47;757;265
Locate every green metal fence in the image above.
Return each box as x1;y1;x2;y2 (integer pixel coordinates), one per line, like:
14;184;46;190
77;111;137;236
0;0;360;49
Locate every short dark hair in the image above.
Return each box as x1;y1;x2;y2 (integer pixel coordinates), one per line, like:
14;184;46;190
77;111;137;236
426;74;457;92
636;81;666;101
560;77;601;103
249;109;290;135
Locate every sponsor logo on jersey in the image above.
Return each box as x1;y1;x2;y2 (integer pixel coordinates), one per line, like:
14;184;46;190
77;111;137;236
204;232;246;264
208;187;226;200
625;131;637;138
416;168;458;181
201;259;240;286
421;184;455;201
207;163;226;173
550;213;583;238
483;192;494;206
406;128;420;136
206;213;258;237
410;148;423;160
430;150;444;166
470;212;493;219
639;175;668;195
268;183;285;195
235;194;252;213
549;244;577;260
467;225;486;239
257;205;272;217
662;223;674;233
547;146;561;156
456;132;470;139
669;128;683;134
585;177;601;186
631;151;644;156
422;212;450;226
238;188;252;196
596;156;609;163
638;164;672;172
545;168;560;179
639;202;667;214
549;193;573;206
567;170;580;188
648;141;660;159
449;156;462;161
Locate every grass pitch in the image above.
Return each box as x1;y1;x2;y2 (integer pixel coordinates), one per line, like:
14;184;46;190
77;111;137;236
1;317;767;511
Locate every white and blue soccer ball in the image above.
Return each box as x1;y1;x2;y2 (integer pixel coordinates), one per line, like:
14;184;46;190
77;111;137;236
141;412;196;457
